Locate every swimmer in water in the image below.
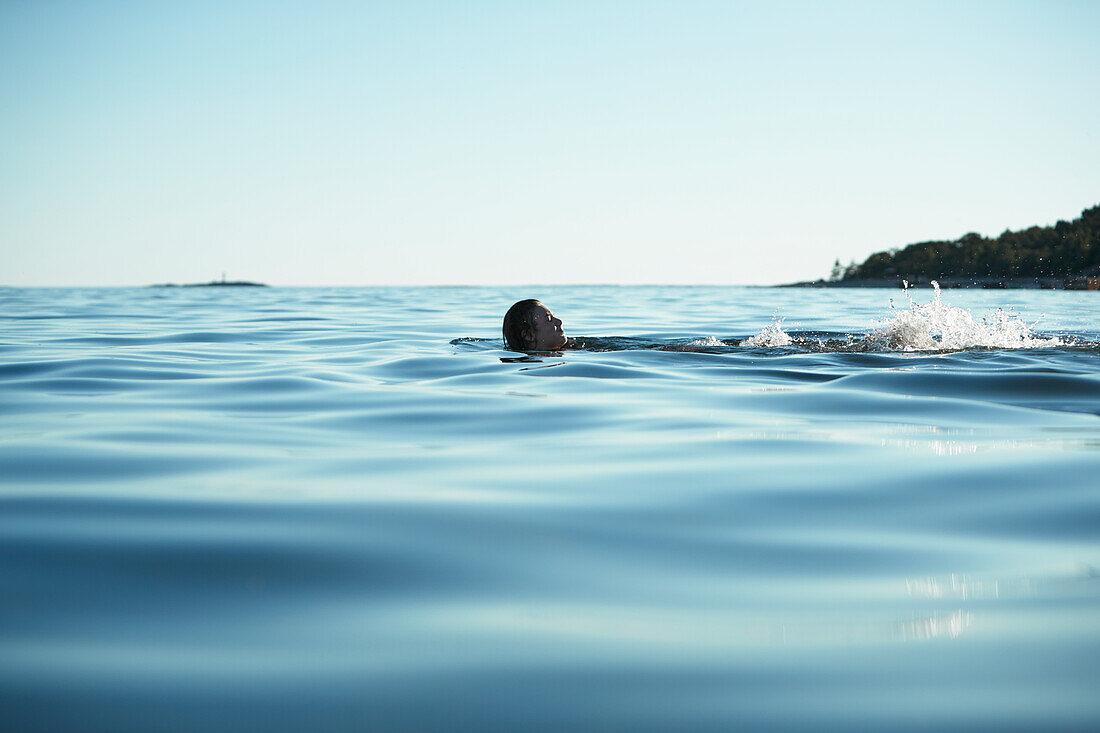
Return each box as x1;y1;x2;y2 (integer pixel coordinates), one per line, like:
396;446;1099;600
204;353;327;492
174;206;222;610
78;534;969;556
503;299;569;352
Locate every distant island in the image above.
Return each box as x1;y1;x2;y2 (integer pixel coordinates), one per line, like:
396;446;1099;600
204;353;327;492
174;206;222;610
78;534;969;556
149;275;267;287
789;204;1100;289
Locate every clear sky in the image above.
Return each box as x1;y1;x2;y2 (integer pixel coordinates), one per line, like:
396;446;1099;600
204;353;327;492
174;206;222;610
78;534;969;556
1;0;1097;286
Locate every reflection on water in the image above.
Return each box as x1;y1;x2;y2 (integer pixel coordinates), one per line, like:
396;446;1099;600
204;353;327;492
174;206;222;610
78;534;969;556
908;575;1002;600
1;285;1099;731
895;610;973;641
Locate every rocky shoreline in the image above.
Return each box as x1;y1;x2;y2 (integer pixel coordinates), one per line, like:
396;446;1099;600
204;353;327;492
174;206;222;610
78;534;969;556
783;275;1100;290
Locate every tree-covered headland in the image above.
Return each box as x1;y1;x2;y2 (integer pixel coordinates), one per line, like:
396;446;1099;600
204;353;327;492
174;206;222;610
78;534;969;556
827;204;1099;286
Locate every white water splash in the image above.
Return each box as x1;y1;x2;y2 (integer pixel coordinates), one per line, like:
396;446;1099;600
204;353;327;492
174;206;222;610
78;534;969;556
868;282;1065;351
688;335;724;347
741;319;793;347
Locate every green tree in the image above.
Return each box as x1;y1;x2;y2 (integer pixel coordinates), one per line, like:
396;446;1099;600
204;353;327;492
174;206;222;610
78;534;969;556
832;205;1100;281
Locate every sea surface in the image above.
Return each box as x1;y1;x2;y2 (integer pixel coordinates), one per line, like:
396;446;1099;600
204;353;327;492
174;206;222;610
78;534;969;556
1;284;1099;732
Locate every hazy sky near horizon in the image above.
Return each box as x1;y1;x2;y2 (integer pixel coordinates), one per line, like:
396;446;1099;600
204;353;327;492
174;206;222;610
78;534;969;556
2;0;1098;286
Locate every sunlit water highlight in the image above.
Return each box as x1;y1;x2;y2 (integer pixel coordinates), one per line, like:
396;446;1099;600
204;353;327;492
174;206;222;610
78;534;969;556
1;285;1098;732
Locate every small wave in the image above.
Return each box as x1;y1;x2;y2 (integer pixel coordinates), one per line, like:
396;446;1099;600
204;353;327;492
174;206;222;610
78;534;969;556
865;282;1066;352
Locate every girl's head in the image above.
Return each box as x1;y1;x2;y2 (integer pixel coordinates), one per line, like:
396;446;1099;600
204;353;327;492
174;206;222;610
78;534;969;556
503;300;567;351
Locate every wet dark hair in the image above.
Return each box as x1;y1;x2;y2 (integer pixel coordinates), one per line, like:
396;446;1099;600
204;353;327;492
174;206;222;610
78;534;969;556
503;299;544;351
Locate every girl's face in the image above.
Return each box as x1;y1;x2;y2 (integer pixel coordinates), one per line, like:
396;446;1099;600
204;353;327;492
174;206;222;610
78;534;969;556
526;303;567;350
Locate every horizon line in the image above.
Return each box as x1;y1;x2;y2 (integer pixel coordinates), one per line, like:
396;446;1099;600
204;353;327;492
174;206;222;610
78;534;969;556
0;281;781;289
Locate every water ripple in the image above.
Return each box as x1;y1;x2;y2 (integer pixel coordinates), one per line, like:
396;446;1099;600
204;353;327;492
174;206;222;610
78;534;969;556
1;286;1099;732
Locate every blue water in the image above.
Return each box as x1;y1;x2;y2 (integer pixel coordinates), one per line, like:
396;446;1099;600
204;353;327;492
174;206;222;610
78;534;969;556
2;285;1099;732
